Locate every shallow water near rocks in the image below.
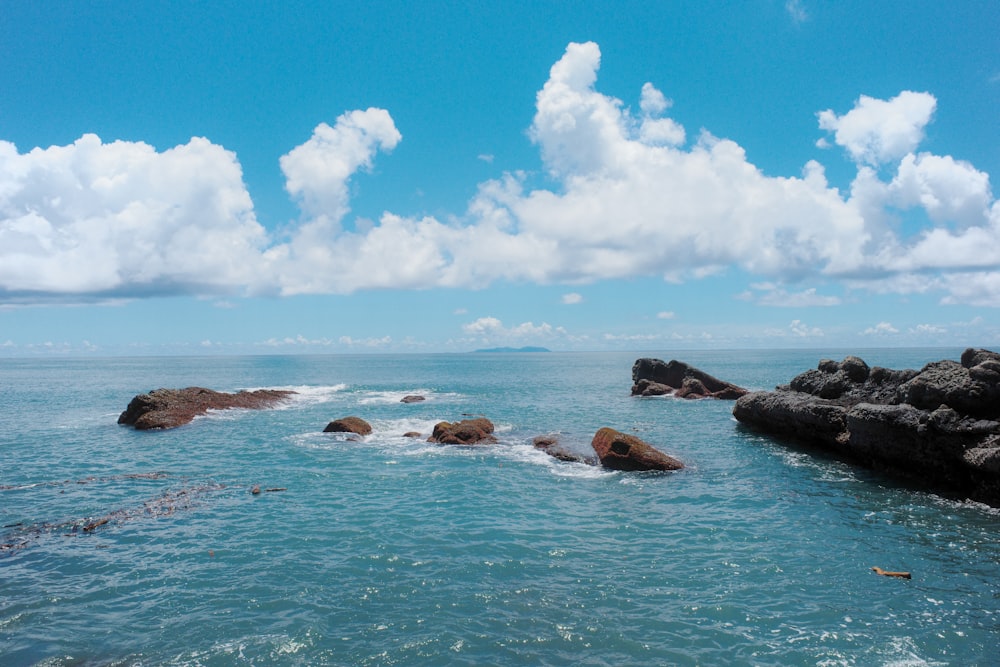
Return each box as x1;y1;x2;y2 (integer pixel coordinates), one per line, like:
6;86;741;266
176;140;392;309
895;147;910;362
1;349;997;665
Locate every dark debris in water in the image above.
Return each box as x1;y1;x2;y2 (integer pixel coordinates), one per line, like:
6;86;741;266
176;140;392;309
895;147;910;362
1;481;229;554
0;471;170;492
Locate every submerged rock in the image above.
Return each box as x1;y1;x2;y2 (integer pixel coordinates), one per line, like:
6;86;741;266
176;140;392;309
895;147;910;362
428;418;497;445
631;359;747;399
591;428;684;472
532;435;596;465
733;348;1000;506
323;416;373;435
118;387;296;430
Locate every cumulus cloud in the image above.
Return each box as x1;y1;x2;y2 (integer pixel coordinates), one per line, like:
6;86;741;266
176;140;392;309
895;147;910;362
911;323;946;335
279;108;400;223
817;91;936;166
862;321;899;335
2;42;998;311
789;319;824;337
461;316;566;343
562;292;583;304
0;134;266;299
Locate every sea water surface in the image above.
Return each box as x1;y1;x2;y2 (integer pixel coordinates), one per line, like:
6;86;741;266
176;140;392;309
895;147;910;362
1;349;997;665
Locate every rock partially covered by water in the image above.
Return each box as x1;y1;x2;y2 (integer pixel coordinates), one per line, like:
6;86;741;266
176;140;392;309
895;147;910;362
733;348;1000;506
632;359;748;399
532;435;596;465
591;428;684;471
323;416;373;435
401;395;426;404
118;387;296;430
428;418;497;445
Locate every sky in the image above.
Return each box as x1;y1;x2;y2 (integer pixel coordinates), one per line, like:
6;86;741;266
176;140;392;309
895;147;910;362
1;1;999;355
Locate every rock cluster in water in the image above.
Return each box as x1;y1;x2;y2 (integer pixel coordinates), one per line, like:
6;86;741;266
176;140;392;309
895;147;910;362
631;358;748;399
118;387;296;430
733;348;1000;506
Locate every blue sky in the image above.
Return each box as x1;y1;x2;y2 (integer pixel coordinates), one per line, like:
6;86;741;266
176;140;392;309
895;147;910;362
1;1;998;355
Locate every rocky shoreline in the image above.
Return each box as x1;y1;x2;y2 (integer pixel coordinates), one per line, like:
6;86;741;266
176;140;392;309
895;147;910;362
733;348;1000;506
116;350;1000;506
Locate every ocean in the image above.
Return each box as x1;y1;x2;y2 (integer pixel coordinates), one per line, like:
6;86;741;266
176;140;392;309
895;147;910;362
1;349;997;666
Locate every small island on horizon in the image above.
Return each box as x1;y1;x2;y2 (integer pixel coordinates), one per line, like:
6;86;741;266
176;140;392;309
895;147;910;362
472;346;551;353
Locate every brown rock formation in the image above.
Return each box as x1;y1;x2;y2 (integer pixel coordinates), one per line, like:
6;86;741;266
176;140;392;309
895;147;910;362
631;359;747;399
118;387;295;430
323;416;373;435
591;428;684;471
428;418;497;445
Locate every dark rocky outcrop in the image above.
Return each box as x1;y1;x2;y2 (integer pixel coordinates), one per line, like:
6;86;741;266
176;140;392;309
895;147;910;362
118;387;296;430
733;348;1000;506
632;359;748;399
591;428;684;472
323;416;373;435
428;418;497;445
532;435;596;465
401;395;426;404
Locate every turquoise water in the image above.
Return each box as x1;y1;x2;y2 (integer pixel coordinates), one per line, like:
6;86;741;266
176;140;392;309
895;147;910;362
1;349;997;665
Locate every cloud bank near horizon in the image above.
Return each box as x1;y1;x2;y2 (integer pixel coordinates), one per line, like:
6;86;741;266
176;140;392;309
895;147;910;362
1;42;996;306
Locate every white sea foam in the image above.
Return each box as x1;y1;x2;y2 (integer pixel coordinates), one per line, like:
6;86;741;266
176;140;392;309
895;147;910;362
356;389;464;405
269;383;350;407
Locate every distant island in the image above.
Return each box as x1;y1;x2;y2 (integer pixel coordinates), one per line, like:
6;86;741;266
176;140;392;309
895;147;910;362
473;346;551;353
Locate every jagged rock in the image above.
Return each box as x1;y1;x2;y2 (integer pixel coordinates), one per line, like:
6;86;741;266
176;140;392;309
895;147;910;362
118;387;296;430
428;418;497;445
401;395;426;404
631;359;747;399
733;348;1000;506
532;435;596;464
590;428;684;472
323;416;373;435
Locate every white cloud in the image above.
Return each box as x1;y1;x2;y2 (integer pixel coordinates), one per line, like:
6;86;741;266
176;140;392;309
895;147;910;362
789;319;824;337
603;332;663;341
656;310;675;319
817;91;936;165
338;335;392;347
477;154;494;163
461;316;566;343
910;323;946;335
0;134;266;298
2;42;998;311
862;321;899;335
785;0;808;23
753;287;842;307
279;108;400;223
562;292;583;304
462;316;503;336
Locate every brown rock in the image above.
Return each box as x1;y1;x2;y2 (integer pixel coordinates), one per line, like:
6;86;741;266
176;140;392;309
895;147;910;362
403;431;422;438
118;387;296;430
532;435;595;464
323;416;373;435
428;418;497;445
631;359;747;399
591;428;684;471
